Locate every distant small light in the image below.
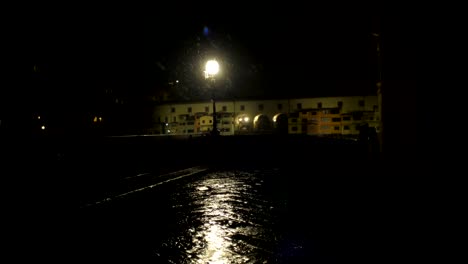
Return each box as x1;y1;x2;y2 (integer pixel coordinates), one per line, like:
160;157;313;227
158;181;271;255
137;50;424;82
41;125;46;130
238;118;242;122
244;117;249;122
166;123;169;126
168;130;171;133
98;117;102;122
37;116;41;120
93;117;98;123
176;80;179;83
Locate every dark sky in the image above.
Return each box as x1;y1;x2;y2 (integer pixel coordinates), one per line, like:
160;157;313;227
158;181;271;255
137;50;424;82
8;4;417;103
0;3;433;164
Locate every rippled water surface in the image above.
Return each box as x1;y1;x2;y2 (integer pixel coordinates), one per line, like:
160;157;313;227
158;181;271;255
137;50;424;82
75;167;383;263
156;169;284;263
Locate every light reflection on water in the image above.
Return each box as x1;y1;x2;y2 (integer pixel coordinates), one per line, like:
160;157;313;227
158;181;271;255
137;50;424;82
157;170;278;263
79;166;378;263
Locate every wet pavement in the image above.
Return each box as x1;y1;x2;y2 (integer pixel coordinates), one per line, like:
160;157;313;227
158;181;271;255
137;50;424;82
71;166;389;263
2;135;413;262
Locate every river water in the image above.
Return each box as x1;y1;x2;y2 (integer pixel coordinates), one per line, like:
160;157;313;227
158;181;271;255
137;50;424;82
73;165;387;263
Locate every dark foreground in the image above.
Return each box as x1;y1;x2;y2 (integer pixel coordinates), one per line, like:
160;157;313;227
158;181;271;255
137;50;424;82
1;134;425;263
76;166;390;263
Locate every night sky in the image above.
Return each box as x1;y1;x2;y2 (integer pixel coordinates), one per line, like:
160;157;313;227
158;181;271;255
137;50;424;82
3;4;419;128
0;3;426;163
13;5;411;93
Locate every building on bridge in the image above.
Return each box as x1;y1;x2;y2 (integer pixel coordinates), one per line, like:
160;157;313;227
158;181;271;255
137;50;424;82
152;96;379;137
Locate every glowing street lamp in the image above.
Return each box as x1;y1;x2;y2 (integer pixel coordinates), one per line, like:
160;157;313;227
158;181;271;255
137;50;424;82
204;59;219;79
205;59;220;136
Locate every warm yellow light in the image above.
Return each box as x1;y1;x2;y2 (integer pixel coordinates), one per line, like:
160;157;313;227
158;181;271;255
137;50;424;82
273;113;282;123
253;115;259;123
41;125;45;130
98;117;102;122
205;59;219;78
243;117;249;122
93;117;98;123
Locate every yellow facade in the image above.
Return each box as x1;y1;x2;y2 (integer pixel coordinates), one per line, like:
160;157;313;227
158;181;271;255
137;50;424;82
153;96;379;137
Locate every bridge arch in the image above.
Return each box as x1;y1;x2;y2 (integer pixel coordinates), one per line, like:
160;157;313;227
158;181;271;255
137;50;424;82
273;113;288;134
253;114;272;131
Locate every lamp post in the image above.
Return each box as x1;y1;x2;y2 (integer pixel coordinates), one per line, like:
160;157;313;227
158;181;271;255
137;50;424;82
204;59;220;136
372;32;383;154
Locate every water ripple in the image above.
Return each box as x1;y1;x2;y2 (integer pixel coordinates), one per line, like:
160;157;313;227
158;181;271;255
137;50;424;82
155;169;281;263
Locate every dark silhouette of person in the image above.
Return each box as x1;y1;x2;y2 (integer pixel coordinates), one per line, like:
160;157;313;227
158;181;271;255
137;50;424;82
368;126;379;157
358;123;369;156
